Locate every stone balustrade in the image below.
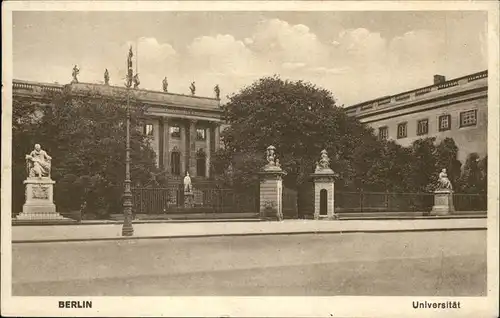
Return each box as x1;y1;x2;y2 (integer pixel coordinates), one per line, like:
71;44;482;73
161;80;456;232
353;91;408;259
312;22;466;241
345;70;488;116
13;80;64;94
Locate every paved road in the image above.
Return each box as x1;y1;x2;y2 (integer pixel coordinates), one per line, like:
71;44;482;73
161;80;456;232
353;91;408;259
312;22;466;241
12;230;486;296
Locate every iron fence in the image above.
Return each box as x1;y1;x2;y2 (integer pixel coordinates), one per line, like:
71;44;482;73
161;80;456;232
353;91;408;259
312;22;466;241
131;186;259;215
334;191;487;213
453;193;487;211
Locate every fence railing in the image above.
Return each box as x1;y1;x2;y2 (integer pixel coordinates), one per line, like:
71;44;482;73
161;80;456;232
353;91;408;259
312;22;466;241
334;191;487;213
131;186;259;215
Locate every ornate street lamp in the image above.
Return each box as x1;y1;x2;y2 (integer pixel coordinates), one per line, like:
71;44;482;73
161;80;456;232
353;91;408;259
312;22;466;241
122;46;134;236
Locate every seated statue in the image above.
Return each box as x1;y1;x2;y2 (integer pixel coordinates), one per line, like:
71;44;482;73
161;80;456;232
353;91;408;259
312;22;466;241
437;168;453;190
26;144;52;178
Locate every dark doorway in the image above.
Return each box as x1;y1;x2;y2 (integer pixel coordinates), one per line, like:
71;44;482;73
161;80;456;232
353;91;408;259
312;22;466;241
320;189;328;216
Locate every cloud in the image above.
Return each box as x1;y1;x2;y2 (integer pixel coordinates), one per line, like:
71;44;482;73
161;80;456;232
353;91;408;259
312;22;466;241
125;37;177;63
187;34;256;75
248;18;330;68
13;17;488;106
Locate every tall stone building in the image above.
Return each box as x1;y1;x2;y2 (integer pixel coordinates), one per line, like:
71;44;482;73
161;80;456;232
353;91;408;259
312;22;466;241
344;70;488;162
13;80;223;182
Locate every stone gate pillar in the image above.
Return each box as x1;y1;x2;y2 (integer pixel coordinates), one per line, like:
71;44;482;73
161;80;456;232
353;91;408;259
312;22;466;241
258;145;286;221
310;149;337;220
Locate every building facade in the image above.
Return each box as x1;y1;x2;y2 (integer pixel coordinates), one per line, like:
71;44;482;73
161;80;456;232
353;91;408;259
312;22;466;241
344;70;488;162
13;80;223;182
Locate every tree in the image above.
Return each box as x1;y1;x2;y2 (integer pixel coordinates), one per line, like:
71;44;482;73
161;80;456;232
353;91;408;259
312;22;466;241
435;137;462;188
406;137;437;192
215;76;388;192
458;153;486;193
12;90;159;218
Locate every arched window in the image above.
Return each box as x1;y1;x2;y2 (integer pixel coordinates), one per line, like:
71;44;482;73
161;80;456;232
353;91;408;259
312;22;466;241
196;149;206;177
171;148;181;176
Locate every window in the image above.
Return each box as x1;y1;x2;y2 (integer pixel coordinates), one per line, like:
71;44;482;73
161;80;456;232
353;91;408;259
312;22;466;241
378;126;388;140
170;126;180;138
460;110;477;127
144;124;153;136
196;128;206;141
170;151;181;176
397;123;407;139
417;119;429;136
196;149;206;177
438;114;451;131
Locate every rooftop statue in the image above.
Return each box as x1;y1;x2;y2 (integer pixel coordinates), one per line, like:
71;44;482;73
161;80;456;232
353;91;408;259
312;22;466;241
26;144;52;178
214;84;220;100
436;168;453;191
162;77;168;92
133;73;140;89
104;69;110;85
190;82;196;95
72;65;80;83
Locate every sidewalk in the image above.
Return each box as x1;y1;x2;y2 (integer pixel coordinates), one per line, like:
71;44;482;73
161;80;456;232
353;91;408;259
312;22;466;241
11;218;487;243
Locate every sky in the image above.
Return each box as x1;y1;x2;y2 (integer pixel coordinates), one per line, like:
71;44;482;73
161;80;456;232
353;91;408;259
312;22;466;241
13;11;488;106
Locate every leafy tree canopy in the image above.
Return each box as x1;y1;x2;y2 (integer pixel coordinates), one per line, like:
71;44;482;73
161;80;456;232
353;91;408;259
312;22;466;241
216;75;382;191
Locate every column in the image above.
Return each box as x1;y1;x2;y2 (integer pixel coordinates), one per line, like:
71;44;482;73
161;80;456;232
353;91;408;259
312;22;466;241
205;125;211;178
158;119;164;170
163;118;170;173
189;119;197;176
214;124;220;151
180;122;186;175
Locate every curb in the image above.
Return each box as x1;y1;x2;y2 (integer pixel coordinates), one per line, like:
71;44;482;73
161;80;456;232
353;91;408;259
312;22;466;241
12;226;487;244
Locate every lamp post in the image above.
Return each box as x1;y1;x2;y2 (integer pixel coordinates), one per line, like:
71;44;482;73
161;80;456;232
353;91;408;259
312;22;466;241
122;46;134;236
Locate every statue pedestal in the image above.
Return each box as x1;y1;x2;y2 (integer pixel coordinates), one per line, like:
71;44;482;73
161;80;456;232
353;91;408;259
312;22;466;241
17;178;68;221
430;189;455;216
184;191;195;208
311;169;337;220
258;165;286;221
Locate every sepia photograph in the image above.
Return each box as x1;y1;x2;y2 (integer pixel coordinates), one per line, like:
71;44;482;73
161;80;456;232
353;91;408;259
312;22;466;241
2;1;499;317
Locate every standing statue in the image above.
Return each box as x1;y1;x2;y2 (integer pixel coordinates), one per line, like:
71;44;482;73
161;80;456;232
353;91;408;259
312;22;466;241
214;84;220;100
437;168;453;190
133;73;140;89
162;77;168;92
315;149;331;172
25;144;52;178
104;69;110;85
266;145;276;166
72;65;80;83
190;82;196;95
183;171;193;193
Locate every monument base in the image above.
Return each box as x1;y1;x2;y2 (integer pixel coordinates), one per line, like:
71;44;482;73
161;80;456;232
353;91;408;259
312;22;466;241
430;190;455;216
184;192;195;208
18;177;68;221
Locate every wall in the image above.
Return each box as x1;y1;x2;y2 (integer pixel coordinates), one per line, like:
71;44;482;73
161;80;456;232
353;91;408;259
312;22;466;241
366;97;487;163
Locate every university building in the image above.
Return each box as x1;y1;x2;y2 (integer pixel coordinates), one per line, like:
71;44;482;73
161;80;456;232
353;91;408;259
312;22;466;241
13;69;488;184
344;70;488;163
13;80;224;182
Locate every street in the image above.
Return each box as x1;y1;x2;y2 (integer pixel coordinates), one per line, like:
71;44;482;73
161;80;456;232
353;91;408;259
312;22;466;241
12;230;486;296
